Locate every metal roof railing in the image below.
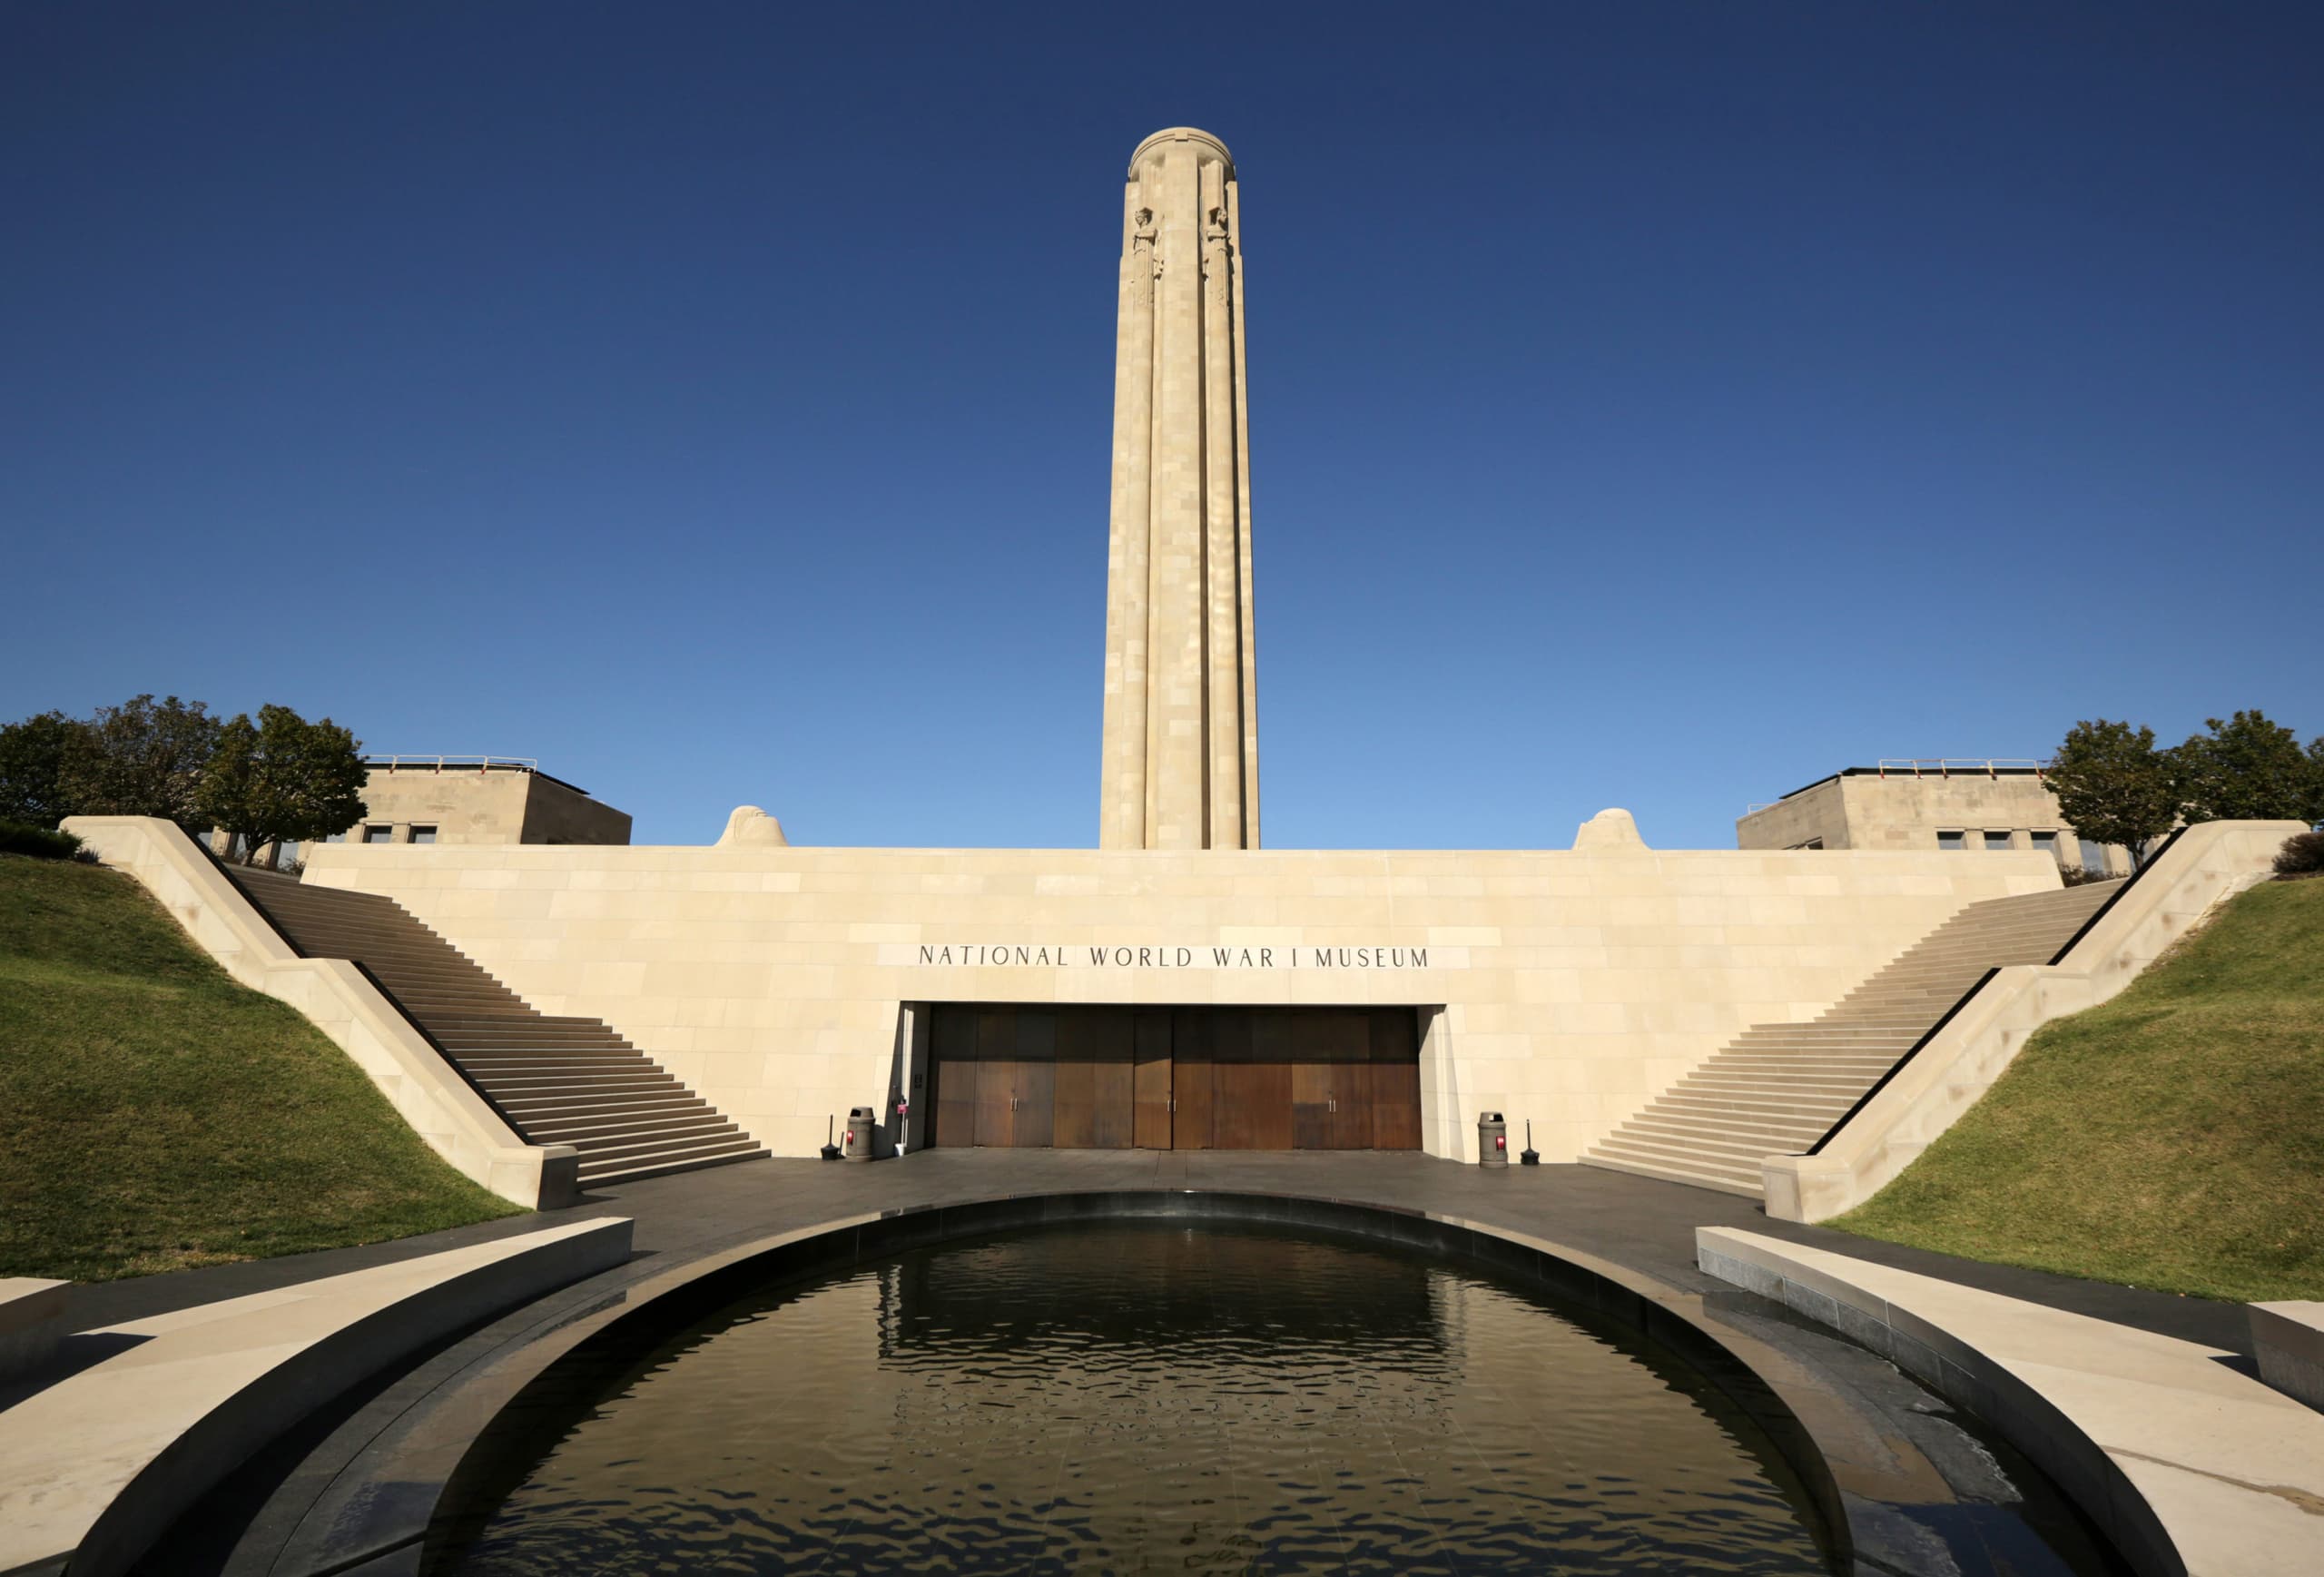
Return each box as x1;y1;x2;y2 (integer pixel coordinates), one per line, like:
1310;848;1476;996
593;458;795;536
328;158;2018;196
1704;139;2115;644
363;754;539;773
1742;757;2054;818
1874;757;2044;779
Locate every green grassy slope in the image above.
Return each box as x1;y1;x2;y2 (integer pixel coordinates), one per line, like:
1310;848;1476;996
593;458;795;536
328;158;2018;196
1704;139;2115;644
1834;877;2324;1302
0;853;518;1281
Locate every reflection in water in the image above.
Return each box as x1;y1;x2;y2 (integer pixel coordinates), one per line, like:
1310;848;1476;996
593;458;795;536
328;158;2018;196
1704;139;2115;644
449;1224;1829;1574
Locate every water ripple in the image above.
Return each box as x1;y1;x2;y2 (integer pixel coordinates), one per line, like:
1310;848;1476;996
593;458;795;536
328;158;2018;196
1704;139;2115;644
451;1223;1829;1574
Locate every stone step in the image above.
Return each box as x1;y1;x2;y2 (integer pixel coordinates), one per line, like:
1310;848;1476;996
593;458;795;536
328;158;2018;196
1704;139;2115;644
1582;1139;1762;1190
478;1075;682;1099
568;1121;743;1159
1620;1114;1821;1151
576;1144;770;1190
523;1106;721;1142
1655;1093;1855;1123
576;1131;767;1175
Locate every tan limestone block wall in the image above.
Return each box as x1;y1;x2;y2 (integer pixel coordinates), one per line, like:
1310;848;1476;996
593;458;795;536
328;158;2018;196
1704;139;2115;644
302;842;2058;1165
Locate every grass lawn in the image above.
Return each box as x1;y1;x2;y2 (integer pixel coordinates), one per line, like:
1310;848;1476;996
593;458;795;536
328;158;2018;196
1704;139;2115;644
1833;876;2324;1303
0;853;519;1282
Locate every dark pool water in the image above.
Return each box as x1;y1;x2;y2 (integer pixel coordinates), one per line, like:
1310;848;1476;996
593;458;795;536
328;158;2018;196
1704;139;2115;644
445;1223;1833;1574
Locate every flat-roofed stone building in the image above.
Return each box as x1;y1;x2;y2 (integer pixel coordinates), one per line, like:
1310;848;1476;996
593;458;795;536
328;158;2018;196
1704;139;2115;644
1736;761;2131;875
336;756;630;847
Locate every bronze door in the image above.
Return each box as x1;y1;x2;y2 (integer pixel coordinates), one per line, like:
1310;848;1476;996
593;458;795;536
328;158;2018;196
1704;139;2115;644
1047;1008;1134;1148
1009;1010;1056;1148
931;1003;1421;1151
1210;1009;1294;1149
1288;1009;1374;1149
1133;1009;1173;1148
972;1009;1018;1147
931;1006;979;1148
1170;1009;1216;1149
1050;1010;1118;1148
1367;1009;1423;1150
1085;1009;1136;1148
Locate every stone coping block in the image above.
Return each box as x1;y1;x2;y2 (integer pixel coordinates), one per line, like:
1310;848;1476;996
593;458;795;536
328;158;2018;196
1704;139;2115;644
2251;1302;2324;1412
0;1216;632;1577
0;1278;71;1385
1698;1226;2324;1577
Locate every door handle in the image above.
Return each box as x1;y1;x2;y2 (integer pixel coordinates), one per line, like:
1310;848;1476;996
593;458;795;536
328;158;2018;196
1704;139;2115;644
1328;1097;1337;1113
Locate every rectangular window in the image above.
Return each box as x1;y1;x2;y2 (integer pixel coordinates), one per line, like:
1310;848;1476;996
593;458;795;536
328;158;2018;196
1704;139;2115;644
1937;830;1965;851
409;825;438;844
1984;831;2014;852
2083;841;2113;876
1787;837;1825;851
2030;832;2059;862
362;825;393;844
325;832;348;844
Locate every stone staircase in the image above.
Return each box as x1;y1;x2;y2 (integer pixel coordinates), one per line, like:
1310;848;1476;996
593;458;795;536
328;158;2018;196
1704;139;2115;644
224;866;766;1189
1585;882;2118;1198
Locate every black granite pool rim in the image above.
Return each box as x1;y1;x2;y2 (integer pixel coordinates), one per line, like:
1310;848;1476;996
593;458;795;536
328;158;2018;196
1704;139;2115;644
407;1191;1853;1573
162;1166;2138;1577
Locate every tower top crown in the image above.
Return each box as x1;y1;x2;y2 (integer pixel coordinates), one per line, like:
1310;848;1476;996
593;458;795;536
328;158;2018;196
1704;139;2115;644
1129;127;1234;176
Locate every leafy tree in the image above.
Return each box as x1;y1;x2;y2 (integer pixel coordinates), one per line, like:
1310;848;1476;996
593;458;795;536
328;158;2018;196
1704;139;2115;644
2046;719;2180;871
2174;710;2310;824
0;711;89;828
56;695;222;828
194;705;368;868
2306;736;2324;827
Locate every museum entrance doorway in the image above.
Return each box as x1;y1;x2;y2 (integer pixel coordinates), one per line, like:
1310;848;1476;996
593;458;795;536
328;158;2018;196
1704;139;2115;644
927;1005;1423;1151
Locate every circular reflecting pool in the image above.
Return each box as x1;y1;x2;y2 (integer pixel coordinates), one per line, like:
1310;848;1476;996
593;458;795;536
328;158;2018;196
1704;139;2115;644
444;1222;1833;1573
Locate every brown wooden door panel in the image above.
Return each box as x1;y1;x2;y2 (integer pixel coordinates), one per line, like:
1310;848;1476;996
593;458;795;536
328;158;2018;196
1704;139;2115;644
1133;1009;1173;1148
1369;1009;1423;1149
1087;1008;1136;1148
931;1003;1413;1151
1288;1009;1372;1149
1014;1056;1056;1147
931;1006;978;1148
1171;1008;1215;1149
1051;1011;1097;1148
973;1057;1016;1148
1206;1010;1252;1148
1011;1010;1057;1148
1247;1008;1297;1149
1291;1056;1333;1149
1210;1010;1295;1148
1370;1060;1423;1149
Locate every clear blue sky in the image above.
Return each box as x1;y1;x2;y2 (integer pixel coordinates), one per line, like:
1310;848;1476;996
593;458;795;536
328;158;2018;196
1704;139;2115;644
5;4;2318;850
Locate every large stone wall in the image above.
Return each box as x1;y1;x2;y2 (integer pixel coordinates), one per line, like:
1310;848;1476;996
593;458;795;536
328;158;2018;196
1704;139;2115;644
301;843;2059;1164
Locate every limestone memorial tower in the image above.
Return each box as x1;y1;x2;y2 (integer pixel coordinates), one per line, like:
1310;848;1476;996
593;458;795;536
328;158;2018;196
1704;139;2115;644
1098;128;1259;851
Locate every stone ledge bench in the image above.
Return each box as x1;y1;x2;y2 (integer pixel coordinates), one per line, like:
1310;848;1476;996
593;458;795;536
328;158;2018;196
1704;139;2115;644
2250;1302;2324;1413
0;1278;71;1385
1698;1227;2324;1577
0;1217;632;1577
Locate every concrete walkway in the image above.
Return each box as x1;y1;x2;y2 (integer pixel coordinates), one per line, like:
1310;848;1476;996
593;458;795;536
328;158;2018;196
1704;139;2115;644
64;1151;2255;1355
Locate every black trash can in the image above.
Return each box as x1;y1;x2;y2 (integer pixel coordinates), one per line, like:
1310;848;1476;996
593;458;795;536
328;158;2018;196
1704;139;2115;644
1477;1111;1509;1168
844;1105;880;1162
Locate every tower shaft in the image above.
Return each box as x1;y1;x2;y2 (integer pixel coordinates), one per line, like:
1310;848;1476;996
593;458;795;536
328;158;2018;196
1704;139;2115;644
1099;128;1258;851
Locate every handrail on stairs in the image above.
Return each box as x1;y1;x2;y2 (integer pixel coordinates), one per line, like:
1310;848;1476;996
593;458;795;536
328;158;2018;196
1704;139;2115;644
1797;823;2188;1158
